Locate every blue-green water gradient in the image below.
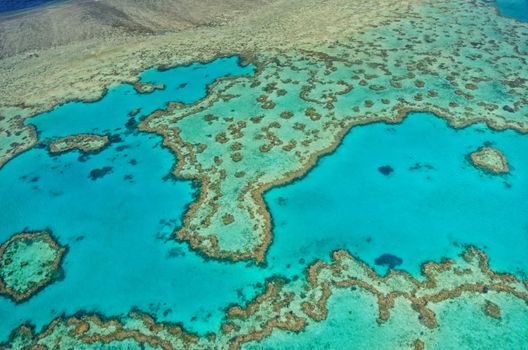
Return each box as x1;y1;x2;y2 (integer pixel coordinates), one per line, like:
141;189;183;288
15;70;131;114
1;57;527;344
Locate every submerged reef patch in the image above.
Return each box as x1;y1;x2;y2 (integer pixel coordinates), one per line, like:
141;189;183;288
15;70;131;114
3;247;526;349
0;231;65;303
378;166;394;176
88;166;113;181
374;253;403;269
470;146;509;174
483;299;502;319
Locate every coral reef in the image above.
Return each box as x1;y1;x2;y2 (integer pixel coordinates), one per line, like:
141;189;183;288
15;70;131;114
48;134;109;154
1;0;527;347
140;4;528;260
0;114;36;169
0;231;65;303
132;82;165;94
470;146;509;174
3;247;526;349
1;0;528;173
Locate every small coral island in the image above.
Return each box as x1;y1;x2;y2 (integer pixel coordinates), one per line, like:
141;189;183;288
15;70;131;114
48;134;109;154
470;146;509;174
132;82;165;94
0;231;65;303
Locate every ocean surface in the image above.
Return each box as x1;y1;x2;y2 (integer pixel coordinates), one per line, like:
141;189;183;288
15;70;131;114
495;0;528;21
0;0;57;13
0;55;527;345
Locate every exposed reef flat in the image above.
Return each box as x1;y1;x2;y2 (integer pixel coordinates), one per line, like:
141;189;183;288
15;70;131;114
140;17;528;262
48;134;109;154
0;231;65;303
3;247;527;349
1;0;528;348
1;0;528;170
2;0;527;262
470;146;509;174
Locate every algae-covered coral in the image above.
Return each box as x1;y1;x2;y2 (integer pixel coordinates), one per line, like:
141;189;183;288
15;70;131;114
0;231;65;303
3;247;527;349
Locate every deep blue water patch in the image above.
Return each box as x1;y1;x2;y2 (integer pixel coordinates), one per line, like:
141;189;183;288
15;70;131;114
493;0;528;22
374;254;403;269
378;165;394;176
0;0;56;13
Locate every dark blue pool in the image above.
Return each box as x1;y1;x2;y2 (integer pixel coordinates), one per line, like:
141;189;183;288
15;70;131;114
0;0;56;13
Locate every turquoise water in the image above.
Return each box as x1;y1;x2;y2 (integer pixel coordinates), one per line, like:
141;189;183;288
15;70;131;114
1;56;528;344
494;0;528;22
265;113;528;278
32;56;253;140
0;57;265;340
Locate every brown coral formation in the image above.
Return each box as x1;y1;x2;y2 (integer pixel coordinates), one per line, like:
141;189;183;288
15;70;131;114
0;231;65;303
483;300;502;319
470;146;509;174
48;134;109;154
132;82;165;94
3;247;527;349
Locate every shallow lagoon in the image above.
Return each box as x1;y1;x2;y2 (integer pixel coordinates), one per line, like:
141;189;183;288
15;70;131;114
31;56;253;140
1;56;527;343
0;57;264;340
265;113;528;278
